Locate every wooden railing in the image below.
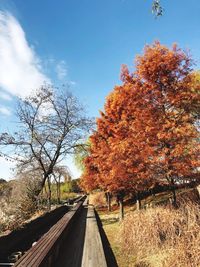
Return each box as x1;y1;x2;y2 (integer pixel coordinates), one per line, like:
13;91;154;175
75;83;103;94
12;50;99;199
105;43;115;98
0;205;69;264
5;196;109;267
14;197;86;267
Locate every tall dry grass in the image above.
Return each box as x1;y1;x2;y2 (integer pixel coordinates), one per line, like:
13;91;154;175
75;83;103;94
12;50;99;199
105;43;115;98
89;191;107;208
119;201;200;267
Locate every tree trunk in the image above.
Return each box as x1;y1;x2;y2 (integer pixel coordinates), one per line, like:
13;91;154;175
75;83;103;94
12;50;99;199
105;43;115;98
44;182;48;201
47;176;51;210
119;197;124;221
136;192;142;210
56;181;60;204
171;186;177;207
53;173;61;204
106;192;111;211
57;175;61;204
171;178;177;207
152;188;156;198
40;174;49;195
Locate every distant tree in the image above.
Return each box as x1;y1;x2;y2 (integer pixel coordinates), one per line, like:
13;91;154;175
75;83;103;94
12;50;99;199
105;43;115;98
0;85;93;204
52;165;72;203
71;179;81;193
64;178;81;193
74;140;90;172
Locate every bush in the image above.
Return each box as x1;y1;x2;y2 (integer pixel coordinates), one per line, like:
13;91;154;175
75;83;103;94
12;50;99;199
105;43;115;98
0;176;42;233
119;202;200;267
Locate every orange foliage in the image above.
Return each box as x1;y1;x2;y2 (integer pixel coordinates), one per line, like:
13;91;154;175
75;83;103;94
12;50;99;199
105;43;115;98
81;42;200;195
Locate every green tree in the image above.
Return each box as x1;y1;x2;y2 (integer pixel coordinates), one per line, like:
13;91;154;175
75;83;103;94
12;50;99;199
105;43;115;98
74;140;90;172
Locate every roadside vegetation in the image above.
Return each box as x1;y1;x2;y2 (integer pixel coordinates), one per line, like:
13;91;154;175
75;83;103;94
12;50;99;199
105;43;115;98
96;188;200;267
119;201;200;267
0;176;81;234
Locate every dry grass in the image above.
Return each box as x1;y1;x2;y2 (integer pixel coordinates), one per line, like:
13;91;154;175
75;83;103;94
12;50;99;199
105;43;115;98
89;191;107;208
119;201;200;267
98;209;135;267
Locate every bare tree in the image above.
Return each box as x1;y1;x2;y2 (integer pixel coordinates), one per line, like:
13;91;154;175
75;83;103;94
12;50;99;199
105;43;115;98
0;86;93;203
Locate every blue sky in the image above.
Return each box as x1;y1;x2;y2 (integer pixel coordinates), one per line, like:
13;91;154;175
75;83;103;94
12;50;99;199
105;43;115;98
0;0;200;179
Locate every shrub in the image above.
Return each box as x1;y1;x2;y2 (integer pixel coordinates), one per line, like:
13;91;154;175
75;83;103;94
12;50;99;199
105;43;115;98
0;176;42;233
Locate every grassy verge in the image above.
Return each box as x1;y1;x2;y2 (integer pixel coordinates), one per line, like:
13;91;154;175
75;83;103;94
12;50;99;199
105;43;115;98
98;207;136;267
96;187;200;267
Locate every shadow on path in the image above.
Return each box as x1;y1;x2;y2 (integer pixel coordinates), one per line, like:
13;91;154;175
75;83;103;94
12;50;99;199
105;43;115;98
56;206;87;267
95;210;119;267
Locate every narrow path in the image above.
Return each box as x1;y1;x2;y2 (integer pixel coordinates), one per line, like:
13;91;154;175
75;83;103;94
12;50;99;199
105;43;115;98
56;205;87;267
81;205;107;267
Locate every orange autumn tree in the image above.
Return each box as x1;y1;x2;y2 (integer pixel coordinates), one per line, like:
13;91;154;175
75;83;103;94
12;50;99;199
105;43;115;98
81;126;114;211
134;42;200;205
97;83;158;215
82;73;158;219
81;41;200;217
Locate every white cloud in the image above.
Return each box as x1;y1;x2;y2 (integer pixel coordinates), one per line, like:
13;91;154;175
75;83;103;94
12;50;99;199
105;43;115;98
0;91;12;101
43;57;76;85
0;106;11;116
55;60;68;80
0;11;50;98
